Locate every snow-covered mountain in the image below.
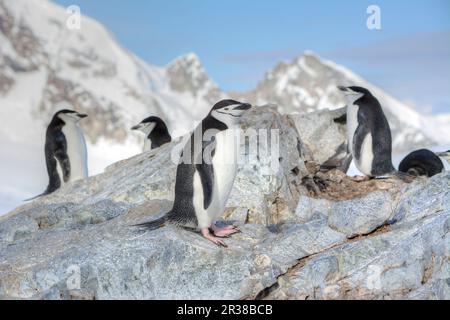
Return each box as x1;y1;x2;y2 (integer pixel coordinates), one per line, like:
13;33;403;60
0;0;222;140
233;52;436;153
0;0;222;212
0;0;443;214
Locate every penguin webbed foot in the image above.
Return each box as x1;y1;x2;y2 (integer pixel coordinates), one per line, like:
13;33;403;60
211;223;240;237
352;175;372;182
201;228;228;247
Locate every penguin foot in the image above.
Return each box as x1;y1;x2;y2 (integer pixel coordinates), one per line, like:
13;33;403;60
201;228;228;247
352;175;371;182
211;224;239;237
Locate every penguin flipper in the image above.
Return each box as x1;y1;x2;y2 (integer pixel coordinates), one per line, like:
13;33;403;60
54;149;71;183
352;123;367;161
195;137;216;210
45;152;59;189
196;163;214;210
26;144;62;201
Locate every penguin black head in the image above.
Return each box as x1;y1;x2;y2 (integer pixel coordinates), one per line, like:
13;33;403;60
131;116;168;135
209;99;252;127
54;109;88;124
338;86;373;105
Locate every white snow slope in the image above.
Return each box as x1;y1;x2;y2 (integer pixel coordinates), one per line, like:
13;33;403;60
0;0;223;213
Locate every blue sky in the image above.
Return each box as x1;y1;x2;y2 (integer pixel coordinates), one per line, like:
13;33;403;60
55;0;450;114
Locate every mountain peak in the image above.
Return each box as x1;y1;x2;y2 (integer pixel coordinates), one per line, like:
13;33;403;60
165;53;223;105
299;51;325;67
167;52;201;68
240;51;434;152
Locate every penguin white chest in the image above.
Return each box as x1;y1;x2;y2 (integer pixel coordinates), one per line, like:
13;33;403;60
208;129;239;218
356;133;374;175
347;103;374;176
143;138;151;152
62;123;88;182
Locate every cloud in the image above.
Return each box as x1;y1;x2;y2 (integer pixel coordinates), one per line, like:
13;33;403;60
326;30;450;63
221;48;302;64
324;30;450;114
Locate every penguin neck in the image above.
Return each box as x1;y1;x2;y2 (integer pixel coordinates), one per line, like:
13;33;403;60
49;116;66;131
201;115;229;134
143;138;152;152
146;123;171;150
147;123;170;139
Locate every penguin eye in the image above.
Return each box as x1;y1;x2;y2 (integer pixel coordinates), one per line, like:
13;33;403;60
224;108;229;111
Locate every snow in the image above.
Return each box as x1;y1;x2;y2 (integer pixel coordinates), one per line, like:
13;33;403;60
0;0;220;215
298;56;317;78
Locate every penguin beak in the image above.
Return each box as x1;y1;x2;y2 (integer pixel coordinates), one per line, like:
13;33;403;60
77;113;88;119
234;103;252;111
338;86;360;97
131;124;142;131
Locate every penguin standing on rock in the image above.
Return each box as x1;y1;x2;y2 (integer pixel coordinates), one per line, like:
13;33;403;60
26;109;89;200
134;99;252;247
131;116;172;151
338;86;409;181
399;149;444;177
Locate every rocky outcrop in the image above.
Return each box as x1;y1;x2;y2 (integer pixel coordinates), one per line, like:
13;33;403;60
0;106;448;300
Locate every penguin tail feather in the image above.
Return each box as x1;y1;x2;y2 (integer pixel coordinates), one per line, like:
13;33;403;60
132;215;167;230
24;191;49;202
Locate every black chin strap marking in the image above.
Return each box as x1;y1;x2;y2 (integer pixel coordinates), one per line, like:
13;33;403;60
216;110;240;118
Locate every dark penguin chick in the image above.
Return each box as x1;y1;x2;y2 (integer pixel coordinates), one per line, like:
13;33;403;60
399;149;444;177
133;99;252;247
436;150;450;166
26;109;88;201
338;86;412;182
131;116;172;151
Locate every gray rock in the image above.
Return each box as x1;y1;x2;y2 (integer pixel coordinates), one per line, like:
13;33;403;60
328;191;394;238
288;107;349;169
295;195;332;223
0;106;448;300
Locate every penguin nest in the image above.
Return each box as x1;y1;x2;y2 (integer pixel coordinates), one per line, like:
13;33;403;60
311;169;408;201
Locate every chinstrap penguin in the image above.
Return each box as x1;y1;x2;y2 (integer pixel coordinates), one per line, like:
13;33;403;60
131;116;172;151
338;86;411;182
134;99;252;247
399;149;444;177
26;109;88;200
